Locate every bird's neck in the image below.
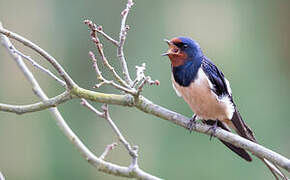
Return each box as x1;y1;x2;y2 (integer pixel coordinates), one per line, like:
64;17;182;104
172;58;202;87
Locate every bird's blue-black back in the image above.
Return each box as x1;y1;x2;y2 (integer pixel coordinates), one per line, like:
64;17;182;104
201;57;230;97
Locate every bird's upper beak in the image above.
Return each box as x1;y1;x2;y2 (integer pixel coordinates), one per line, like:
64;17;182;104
162;39;180;56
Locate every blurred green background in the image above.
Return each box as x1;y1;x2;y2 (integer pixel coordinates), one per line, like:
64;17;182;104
0;0;289;179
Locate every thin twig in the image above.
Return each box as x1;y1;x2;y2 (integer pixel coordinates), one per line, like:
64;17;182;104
117;0;134;85
134;63;146;85
89;51;136;94
0;68;288;176
135;63;160;96
0;171;5;180
0;26;77;89
1;24;161;180
0;0;289;178
101;104;138;163
0;91;71;115
95;25;119;46
80;98;104;116
94;80;136;95
72;87;290;174
136;76;160;95
1;40;290;177
100;143;118;160
10;46;66;87
89;51;103;81
80;99;138;168
84;20;131;89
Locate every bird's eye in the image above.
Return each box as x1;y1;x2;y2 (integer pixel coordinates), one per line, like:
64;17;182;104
174;42;188;49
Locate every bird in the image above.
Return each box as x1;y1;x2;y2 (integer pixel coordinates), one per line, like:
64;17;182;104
162;37;286;180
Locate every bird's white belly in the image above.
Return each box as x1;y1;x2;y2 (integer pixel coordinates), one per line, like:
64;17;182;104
172;69;234;121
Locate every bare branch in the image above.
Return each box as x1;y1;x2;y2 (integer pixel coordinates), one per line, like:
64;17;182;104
84;20;131;89
10;44;66;87
0;26;77;89
136;76;160;94
0;0;289;178
89;51;103;81
117;0;134;85
135;63;146;83
0;72;289;175
80;99;157;179
2;74;287;175
133;63;160;96
80;98;104;117
72;87;290;173
1;26;161;180
0;28;51;99
88;51;136;94
101;104;138;162
0;171;5;180
95;25;119;46
100;143;118;160
80;100;138;163
71;87;135;106
0;91;71;115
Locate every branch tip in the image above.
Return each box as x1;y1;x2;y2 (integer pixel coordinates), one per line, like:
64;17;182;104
100;142;118;160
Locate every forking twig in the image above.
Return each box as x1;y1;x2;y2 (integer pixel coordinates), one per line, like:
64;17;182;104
94;25;119;47
0;171;5;180
1;22;161;180
117;0;134;85
100;142;118;160
88;51;136;94
0;0;289;179
84;19;131;89
10;46;66;87
0;26;77;89
80;99;139;169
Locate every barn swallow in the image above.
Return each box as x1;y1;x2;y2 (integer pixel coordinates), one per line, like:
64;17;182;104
163;37;285;180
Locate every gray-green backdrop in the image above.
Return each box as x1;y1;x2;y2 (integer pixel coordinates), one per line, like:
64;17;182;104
0;0;289;179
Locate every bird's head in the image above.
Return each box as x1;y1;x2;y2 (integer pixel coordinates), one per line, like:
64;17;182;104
162;37;203;67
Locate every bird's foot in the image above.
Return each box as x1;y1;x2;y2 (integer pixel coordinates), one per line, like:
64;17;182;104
206;120;218;141
187;115;197;133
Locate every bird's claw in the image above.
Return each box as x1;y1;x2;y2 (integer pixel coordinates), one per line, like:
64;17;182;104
187;115;197;133
206;120;218;140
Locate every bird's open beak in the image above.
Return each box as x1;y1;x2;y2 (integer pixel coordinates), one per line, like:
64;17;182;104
162;39;179;56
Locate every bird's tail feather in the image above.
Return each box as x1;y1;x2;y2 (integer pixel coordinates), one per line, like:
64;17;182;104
230;110;287;180
230;110;256;142
202;120;252;162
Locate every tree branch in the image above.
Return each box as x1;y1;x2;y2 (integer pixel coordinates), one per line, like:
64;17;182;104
84;20;131;89
100;143;118;160
117;0;134;85
88;51;136;94
0;0;289;179
11;47;66;87
0;171;5;180
0;91;72;115
1;75;288;174
71;88;290;172
0;25;161;180
0;26;77;89
94;25;119;47
81;100;139;169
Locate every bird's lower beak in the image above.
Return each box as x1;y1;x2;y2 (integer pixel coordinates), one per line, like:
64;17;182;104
162;39;179;56
161;52;170;56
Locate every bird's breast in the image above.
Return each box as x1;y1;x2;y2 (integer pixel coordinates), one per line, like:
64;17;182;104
172;68;234;121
